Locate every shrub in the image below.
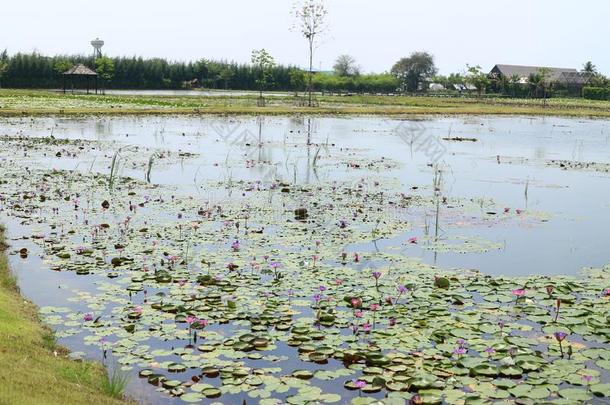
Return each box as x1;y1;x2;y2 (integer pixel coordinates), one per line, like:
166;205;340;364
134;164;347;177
583;87;610;100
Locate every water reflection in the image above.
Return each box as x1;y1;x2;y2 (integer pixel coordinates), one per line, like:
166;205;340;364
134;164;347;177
1;115;609;277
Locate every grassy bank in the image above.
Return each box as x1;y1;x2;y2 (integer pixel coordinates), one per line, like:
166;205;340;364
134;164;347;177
0;226;131;405
0;89;609;118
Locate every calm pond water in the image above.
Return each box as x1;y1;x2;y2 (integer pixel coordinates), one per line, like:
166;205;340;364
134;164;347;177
51;89;292;97
1;115;609;404
3;115;610;277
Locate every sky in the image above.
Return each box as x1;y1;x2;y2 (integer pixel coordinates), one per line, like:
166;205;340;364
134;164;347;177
2;0;609;75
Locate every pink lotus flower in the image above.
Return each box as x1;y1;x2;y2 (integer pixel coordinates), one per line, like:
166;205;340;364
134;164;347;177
370;303;380;311
408;237;418;244
354;380;366;389
83;313;93;322
603;288;610;297
354;310;363;318
351;298;362;308
512;289;525;296
516;209;523;215
504;207;510;213
362;322;372;332
372;271;381;280
335;278;343;285
453;347;467;356
389;317;397;327
186;315;197;325
231;240;240;251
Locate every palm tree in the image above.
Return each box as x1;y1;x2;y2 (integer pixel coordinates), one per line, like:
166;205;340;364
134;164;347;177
509;74;521;97
582;61;597;74
528;73;542;98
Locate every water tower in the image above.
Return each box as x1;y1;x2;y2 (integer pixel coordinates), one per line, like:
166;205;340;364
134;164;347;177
91;38;104;58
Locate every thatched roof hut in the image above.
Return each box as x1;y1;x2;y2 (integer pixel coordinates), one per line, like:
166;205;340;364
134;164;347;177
62;64;98;94
63;64;98;76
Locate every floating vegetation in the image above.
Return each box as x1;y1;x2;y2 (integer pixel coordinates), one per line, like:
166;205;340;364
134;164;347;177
496;156;610;174
0;116;609;404
419;235;504;254
442;137;478;142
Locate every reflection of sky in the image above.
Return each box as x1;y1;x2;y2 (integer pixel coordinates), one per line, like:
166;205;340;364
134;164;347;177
1;115;610;277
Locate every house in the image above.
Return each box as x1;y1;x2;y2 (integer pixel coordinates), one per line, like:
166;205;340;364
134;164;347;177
489;64;592;95
452;83;477;93
489;64;578;83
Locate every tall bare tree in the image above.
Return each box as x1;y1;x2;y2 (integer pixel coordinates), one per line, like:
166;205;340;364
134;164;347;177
292;0;328;107
333;54;360;77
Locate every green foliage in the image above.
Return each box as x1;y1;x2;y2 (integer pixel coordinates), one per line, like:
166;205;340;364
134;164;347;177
582;61;596;74
528;68;552;99
312;73;398;93
53;59;72;76
0;51;298;91
101;367;130;399
251;49;276;96
583;87;610;100
391;51;437;92
0;50;8;88
289;68;306;93
465;64;490;97
589;73;609;87
95;57;115;82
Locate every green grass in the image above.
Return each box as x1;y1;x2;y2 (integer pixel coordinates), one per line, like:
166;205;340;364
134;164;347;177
0;226;132;405
101;367;131;399
0;89;609;118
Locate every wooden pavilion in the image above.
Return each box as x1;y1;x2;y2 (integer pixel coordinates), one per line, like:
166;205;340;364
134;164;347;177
63;64;98;94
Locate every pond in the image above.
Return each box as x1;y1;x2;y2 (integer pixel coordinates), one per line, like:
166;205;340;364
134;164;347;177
50;89;292;97
0;115;609;404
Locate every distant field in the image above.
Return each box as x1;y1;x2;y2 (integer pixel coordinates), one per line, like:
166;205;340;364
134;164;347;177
0;89;609;117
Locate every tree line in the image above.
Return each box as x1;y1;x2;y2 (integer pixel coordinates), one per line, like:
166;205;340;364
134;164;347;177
0;50;404;94
0;48;607;99
0;51;298;90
